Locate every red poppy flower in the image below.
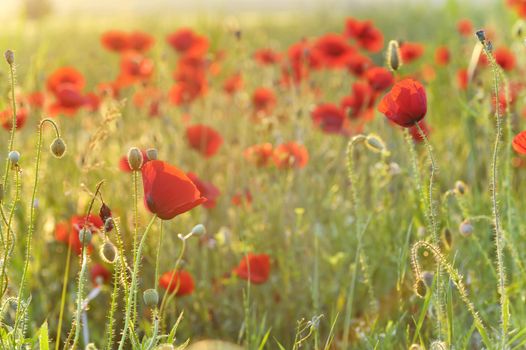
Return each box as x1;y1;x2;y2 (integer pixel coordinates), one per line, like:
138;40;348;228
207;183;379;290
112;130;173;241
116;53;154;87
400;42;425;64
1;108;28;131
48;83;87;117
185;124;223;158
46;67;85;95
233;253;271;284
169;56;208;105
223;73;243;95
341;81;375;119
513;130;526;154
344;18;384;53
457;68;469;90
311;34;356;68
273;142;309;169
55;214;103;254
141;160;206;220
311;103;347;134
434;46;450;66
26;92;45;109
254;49;282;65
347;52;373;77
495;47;516;71
101;30;130;53
91;263;111;285
286;39;320;84
507;0;526;18
365;67;394;92
378;78;427;128
166;28;209;57
252;87;276;115
232;189;253;207
159;270;195;296
187;172;221;209
128;31;155;52
457;19;474;37
243;143;274;167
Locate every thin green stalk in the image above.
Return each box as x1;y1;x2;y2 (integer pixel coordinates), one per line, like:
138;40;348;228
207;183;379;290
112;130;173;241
54;242;72;350
71;241;89;349
2;59;18;190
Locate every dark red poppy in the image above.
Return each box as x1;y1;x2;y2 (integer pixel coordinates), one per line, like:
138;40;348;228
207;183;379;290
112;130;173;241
223;73;243;95
166;28;208;57
141;160;206;220
457;19;474;37
187;172;221;209
495;47;516;71
365;67;394;92
101;30;130;53
128;31;155;52
254;49;282;65
347;52;373;77
400;42;425;64
311;104;347;134
55;214;103;254
48;83;87;117
233;253;271;284
513;130;526;154
341;81;375;119
243;143;274;167
273;142;309;169
185;124;223;158
434;46;450;66
252;87;277;115
311;34;355;68
159;270;195;296
344;18;384;53
378;78;427;128
91;263;111;285
1;108;28;131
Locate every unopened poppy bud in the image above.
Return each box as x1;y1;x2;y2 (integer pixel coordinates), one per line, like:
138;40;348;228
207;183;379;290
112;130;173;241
365;134;387;154
127;147;143;171
146;148;158;161
8;151;20;165
4;50;14;65
100;242;117;263
79;228;92;246
143;288;159;308
50;138;66;158
191;224;206;236
442;227;452;249
104;217;114;232
386;40;402;71
454;180;467;195
414;279;427;298
430;341;448;350
476;29;486;43
459;219;473;237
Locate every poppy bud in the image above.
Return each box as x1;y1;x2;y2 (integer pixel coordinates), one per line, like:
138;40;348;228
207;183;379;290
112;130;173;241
386;40;402;71
476;29;486;43
442;228;452;249
127;147;143;171
430;341;448;350
104;217;114;232
409;345;422;350
365;134;387;154
459;219;473;237
414;278;427;298
85;344;98;350
146;148;158;161
454;180;467;195
143;288;159;308
50;138;67;158
79;227;92;246
8;151;20;165
191;224;206;236
100;242;117;263
4;50;14;65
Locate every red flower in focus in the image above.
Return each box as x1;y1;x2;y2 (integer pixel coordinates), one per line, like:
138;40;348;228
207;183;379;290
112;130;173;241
457;68;469;90
311;104;347;134
91;263;111;285
166;28;209;57
252;87;277;115
341;81;375;119
254;49;282;65
187;172;221;209
223;73;243;95
400;42;425;64
159;270;195;296
434;46;450;66
513;130;526;154
457;19;473;37
185;124;223;158
243;143;274;167
119;149;149;172
495;47;516;71
311;34;355;68
365;67;394;92
344;18;384;53
273;142;309;169
55;214;103;254
141;160;206;220
128;31;155;53
409;120;431;143
1;108;28;131
347;53;373;77
233;253;271;284
101;30;130;53
378;78;427;128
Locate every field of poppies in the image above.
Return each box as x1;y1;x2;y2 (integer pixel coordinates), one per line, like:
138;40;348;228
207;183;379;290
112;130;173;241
5;0;526;349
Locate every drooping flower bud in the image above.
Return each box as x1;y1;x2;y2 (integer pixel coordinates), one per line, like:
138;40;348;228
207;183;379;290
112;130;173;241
79;227;92;246
100;242;117;263
454;180;467;195
8;151;20;165
127;147;143;171
99;203;112;222
365;134;387;154
459;219;473;237
414;278;427;298
191;224;206;236
4;50;14;65
50;138;67;158
143;288;159;308
146;148;158;161
104;217;114;232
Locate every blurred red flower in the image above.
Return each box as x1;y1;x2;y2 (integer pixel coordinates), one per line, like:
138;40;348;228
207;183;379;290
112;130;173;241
311;103;347;134
186;124;223;158
159;270;195;296
409;120;431;143
311;34;355;68
1;108;28;131
341;81;375;119
400;42;425;64
233;253;271;284
101;30;130;53
344;18;384;52
495;47;516;71
55;214;103;254
254;49;282;65
457;19;473;37
252;87;277;115
378;78;427;128
347;52;373;77
46;67;88;116
166;28;209;57
116;53;154;87
187;172;221;209
128;31;155;52
513;130;526;154
244;143;274;167
223;73;243;95
434;46;450;66
91;263;111;285
457;68;468;90
273;142;309;169
365;67;394;92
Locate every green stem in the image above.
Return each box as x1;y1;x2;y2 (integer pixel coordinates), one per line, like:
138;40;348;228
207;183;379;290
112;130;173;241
54;242;72;350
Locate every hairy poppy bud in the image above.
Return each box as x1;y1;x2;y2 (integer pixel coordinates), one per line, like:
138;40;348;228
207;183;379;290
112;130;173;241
476;29;486;43
143;288;159;308
454;180;467;195
191;224;206;236
146;148;158;161
459;219;473;237
50;138;67;158
8;151;20;165
100;242;117;263
104;217;114;232
4;50;14;65
79;228;92;246
386;40;402;71
127;147;143;171
365;134;387;154
414;279;427;298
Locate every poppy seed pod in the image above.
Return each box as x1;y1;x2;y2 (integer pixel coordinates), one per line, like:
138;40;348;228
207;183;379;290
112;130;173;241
454;180;467;195
4;50;14;65
459;219;473;237
50;138;67;158
146;148;158;161
414;279;427;298
100;242;117;263
191;223;206;236
143;288;159;308
365;134;387;154
8;151;20;165
78;227;92;246
127;147;143;171
386;40;402;71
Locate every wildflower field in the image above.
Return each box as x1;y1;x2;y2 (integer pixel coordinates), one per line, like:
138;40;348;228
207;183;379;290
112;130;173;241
4;0;526;349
